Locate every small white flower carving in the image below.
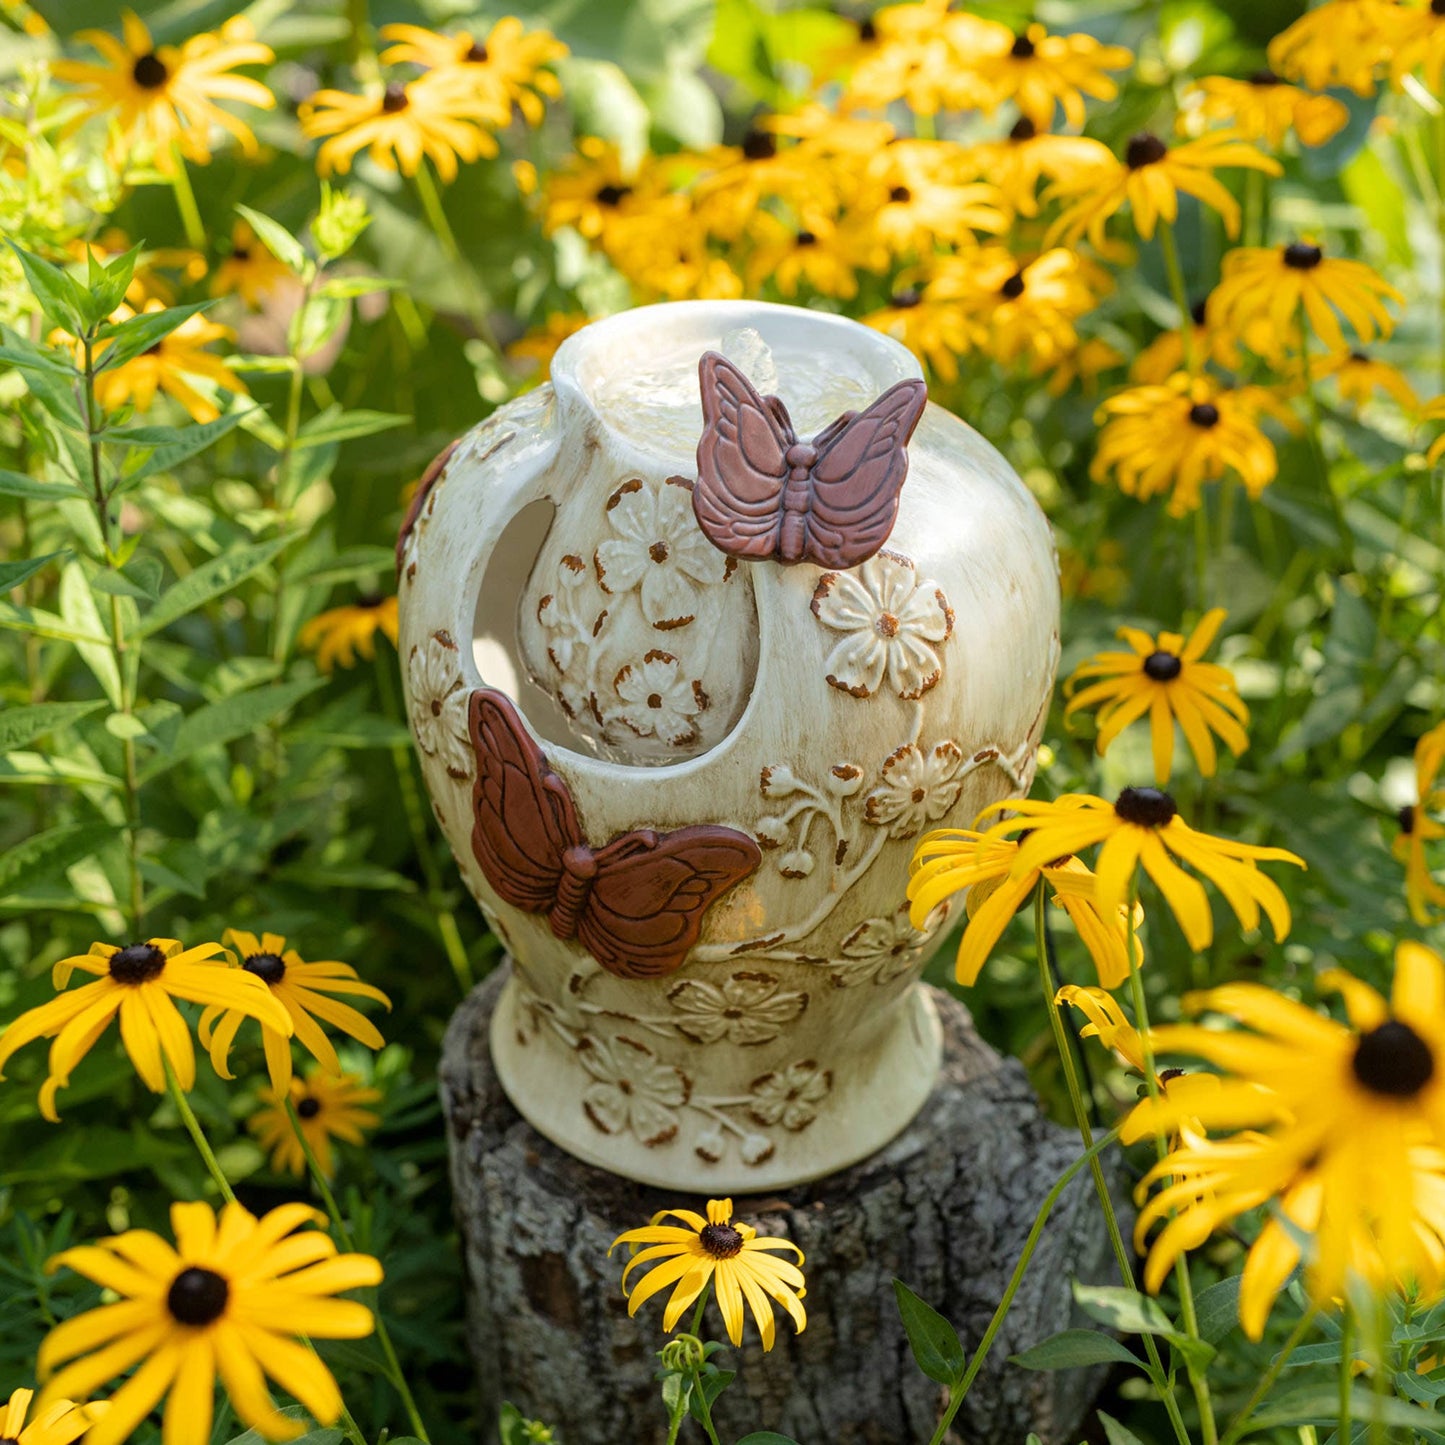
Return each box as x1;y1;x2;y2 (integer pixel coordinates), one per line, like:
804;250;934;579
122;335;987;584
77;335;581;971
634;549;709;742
864;740;966;839
747;1060;832;1131
810;550;953;700
834;901;951;987
536;553;600;675
666;971;808;1046
594;477;731;629
407;630;472;779
577;1034;689;1146
613;650;707;746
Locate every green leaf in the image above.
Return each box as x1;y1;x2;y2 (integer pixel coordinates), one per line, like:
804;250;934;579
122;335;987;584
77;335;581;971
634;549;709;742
0;751;123;789
271;861;417;892
1168;1334;1217;1373
95;301;214;372
1010;1330;1143;1372
293;294;350;358
234;205;309;276
1097;1411;1148;1445
88;242;141;318
140;677;326;780
91;554;163;601
736;1436;802;1444
8;242;88;330
1193;1275;1242;1345
288;711;410;749
104;712;150;741
293;544;395;587
0;323;78;376
1250;1385;1442;1430
892;1279;966;1387
137;536;291;638
0;825;97;902
313;274;400;299
112;409;250;490
0;700;106;751
0;549;67;591
0;600;109;645
1072;1284;1175;1338
59;563;121;708
294;407;408;451
686;1366;734;1426
0;469;88;501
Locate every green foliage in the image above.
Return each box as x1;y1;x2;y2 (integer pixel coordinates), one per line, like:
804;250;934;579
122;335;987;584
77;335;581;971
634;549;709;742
892;1278;968;1386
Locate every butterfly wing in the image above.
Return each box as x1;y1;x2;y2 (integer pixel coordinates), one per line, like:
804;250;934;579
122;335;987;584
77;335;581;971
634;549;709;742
693;351;793;562
577;825;762;980
801;378;928;568
468;688;578;914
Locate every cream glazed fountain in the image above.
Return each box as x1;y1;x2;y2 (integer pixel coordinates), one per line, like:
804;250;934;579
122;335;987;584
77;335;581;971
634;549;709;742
398;300;1060;1191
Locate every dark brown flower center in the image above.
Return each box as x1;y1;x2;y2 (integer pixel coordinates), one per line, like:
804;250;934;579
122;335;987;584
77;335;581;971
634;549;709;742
357;592;385;609
891;287;922;308
1159;1066;1187;1084
1249;69;1280;86
1189;401;1221;428
1352;1020;1435;1097
465;42;489;62
244;951;286;985
167;1266;230;1326
296;1096;322;1119
1284;241;1323;270
1143;650;1183;681
742;128;777;160
890;185;912;203
382;84;409;113
110;943;166;985
1011;32;1036;57
1434;0;1445;17
1349;349;1370;363
1190;297;1208;325
595;183;631;206
1399;803;1417;835
795;230;818;246
232;246;251;261
859;17;878;41
648;540;670;563
1000;271;1026;299
1126;132;1167;169
1010;116;1037;142
698;1222;745;1258
132;52;169;88
1114;786;1177;828
647;692;664;709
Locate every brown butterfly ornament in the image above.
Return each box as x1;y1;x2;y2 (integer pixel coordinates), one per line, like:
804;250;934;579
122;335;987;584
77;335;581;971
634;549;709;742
468;688;761;980
692;351;929;569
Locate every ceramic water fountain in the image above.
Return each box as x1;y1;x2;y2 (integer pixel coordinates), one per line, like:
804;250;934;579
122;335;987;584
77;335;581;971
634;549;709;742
399;299;1059;1191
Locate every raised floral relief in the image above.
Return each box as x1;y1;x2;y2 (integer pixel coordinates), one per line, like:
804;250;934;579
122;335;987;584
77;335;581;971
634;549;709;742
577;1033;690;1146
666;971;807;1045
747;1061;832;1131
864;740;966;839
833;900;951;988
614;650;708;746
406;629;472;779
594;476;732;629
810;549;953;700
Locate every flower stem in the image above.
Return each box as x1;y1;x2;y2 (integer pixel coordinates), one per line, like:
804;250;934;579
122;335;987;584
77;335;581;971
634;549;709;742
1295;300;1351;560
1339;1305;1353;1443
413;159;462;266
1033;883;1194;1445
925;1126;1124;1445
1159;221;1195;374
169;150;206;252
164;1061;236;1205
283;1099;432;1443
1219;1305;1318;1445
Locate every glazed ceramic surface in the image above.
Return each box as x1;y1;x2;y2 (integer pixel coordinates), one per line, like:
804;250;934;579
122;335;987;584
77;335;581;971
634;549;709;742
398;300;1060;1189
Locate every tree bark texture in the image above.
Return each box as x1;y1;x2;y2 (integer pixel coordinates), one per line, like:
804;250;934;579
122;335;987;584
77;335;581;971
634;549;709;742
440;963;1121;1445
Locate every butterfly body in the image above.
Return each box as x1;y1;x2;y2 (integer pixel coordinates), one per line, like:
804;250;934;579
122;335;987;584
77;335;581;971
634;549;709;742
694;352;927;570
469;688;761;979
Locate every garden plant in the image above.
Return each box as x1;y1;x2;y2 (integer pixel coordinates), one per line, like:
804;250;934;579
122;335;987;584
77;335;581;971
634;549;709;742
3;0;1445;1441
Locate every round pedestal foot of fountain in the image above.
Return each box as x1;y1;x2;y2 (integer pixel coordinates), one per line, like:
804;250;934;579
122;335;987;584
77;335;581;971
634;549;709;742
440;962;1123;1445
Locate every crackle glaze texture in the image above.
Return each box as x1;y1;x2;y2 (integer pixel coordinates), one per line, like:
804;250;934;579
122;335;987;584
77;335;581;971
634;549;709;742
398;300;1060;1190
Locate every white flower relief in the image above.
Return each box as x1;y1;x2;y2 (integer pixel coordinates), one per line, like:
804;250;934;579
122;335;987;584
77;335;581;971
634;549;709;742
613;650;707;746
834;901;951;987
594;477;731;629
536;553;599;675
407;630;473;779
578;1034;689;1146
864;740;966;839
747;1061;832;1131
810;549;953;700
666;971;808;1046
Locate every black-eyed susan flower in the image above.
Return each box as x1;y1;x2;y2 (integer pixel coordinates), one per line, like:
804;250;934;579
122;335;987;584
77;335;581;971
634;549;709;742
1388;2;1445;89
1210;241;1402;357
983;790;1305;951
1312;348;1420;414
1045;337;1125;397
210;219;293;306
250;1067;382;1177
1064;609;1250;784
1091;373;1280;516
839;0;995;115
1267;0;1395;95
1056;984;1150;1072
745;213;865;300
0;1388;105;1445
0;938;290;1121
863;287;971;383
609;1198;806;1350
1394;723;1445;925
1046;131;1280;249
970;22;1133;129
297;595;399;673
1127;944;1445;1335
203;929;390;1094
378;18;566;127
52;12;274;172
300;74;499;182
960;118;1114;218
908;831;1143;987
1185;72;1349;149
39;1200;382;1445
542;137;665;243
1131;299;1245;383
862;142;1010;257
91;301;247;425
691;127;836;242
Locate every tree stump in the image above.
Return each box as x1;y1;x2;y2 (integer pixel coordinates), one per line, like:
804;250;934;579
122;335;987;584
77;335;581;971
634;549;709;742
440;964;1120;1444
